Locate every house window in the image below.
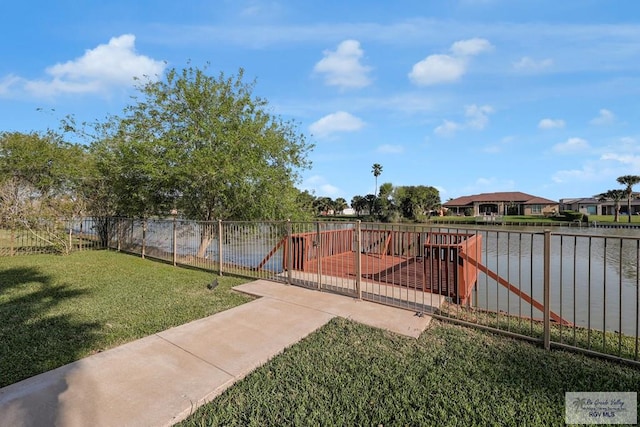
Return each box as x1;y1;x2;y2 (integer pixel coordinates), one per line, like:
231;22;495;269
530;205;542;214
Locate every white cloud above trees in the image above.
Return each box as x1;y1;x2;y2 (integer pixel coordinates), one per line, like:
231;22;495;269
313;39;372;90
538;118;565;129
309;111;365;138
409;38;492;86
513;56;553;71
590;109;615;125
2;34;165;98
434;104;494;136
552;137;589;154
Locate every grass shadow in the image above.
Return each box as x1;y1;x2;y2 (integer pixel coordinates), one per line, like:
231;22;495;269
0;266;100;387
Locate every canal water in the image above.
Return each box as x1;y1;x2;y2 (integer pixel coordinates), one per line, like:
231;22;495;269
460;225;640;336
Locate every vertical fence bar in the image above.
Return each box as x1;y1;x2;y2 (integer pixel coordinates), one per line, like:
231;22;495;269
603;237;607;352
10;225;15;256
543;229;551;351
636;240;639;361
355;220;362;299
618;239;623;356
141;219;146;259
287;220;292;285
316;222;322;291
79;220;83;251
218;220;223;276
172;215;177;266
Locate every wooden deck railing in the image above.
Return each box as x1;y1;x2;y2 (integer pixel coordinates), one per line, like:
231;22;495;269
422;232;482;304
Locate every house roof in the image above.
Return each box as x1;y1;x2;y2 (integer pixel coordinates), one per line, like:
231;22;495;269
444;192;557;207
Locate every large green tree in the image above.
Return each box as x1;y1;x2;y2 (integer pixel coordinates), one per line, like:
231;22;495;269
393;185;441;221
617;175;640;222
0;131;90;252
90;66;313;255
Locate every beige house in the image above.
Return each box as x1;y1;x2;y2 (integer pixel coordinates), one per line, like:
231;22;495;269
444;192;558;216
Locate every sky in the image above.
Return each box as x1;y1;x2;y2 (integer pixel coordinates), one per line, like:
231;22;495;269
2;1;640;204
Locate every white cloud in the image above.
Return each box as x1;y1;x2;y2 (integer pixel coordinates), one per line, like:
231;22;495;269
313;39;372;90
552;137;589;153
10;35;165;98
409;55;466;86
0;75;22;96
513;56;553;71
302;175;341;197
434;104;494;136
552;166;598;183
600;152;640;169
465;104;494;130
538;118;565;129
309;111;365;138
377;144;404;154
590;108;615;125
450;38;493;56
434;120;461;137
409;38;492;86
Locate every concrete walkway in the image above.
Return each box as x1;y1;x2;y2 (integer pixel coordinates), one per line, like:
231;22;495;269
0;280;436;427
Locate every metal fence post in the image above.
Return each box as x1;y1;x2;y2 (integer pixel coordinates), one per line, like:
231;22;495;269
316;221;322;291
172;215;177;266
218;220;224;276
355;220;362;299
286;219;293;285
141;219;146;259
543;229;551;350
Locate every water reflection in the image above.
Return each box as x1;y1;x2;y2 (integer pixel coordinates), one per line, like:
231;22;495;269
444;225;640;336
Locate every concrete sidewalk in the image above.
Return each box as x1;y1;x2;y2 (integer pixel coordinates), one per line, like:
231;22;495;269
0;280;435;427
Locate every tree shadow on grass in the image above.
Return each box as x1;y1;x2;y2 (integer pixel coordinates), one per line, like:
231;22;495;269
0;266;100;388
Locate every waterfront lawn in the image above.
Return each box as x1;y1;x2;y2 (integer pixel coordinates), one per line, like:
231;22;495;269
177;318;640;427
0;251;252;387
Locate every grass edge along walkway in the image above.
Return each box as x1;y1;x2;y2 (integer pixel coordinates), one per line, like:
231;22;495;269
178;318;640;427
0;250;253;387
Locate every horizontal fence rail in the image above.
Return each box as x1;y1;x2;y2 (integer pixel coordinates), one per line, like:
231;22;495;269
1;217;639;365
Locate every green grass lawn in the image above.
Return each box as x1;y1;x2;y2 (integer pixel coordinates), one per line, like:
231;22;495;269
0;250;252;387
178;318;640;427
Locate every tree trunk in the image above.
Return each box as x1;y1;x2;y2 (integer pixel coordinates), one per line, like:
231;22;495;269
197;222;215;258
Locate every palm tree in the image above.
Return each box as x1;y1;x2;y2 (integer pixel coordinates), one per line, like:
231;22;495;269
596;189;626;222
333;197;348;215
351;195;364;216
617;175;640;223
371;163;383;196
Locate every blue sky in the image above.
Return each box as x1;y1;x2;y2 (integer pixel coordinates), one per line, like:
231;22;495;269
2;1;640;204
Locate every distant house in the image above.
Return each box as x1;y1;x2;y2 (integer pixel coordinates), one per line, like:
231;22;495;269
444;192;558;216
561;196;640;216
559;198;601;215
